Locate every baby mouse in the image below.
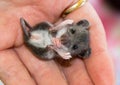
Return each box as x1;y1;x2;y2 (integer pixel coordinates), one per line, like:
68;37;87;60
20;18;91;60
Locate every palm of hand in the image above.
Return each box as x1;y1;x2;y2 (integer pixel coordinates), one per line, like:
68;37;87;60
0;0;115;85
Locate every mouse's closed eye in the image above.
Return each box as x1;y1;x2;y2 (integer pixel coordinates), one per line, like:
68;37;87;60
70;28;76;34
72;44;78;50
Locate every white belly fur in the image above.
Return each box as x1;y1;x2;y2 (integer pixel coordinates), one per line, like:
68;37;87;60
29;30;53;48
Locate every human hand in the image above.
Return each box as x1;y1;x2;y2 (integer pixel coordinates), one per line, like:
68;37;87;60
0;0;115;85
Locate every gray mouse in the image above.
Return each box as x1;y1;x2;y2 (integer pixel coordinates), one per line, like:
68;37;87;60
20;18;91;60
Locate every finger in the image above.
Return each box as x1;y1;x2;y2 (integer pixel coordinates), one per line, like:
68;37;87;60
65;2;115;85
0;49;36;85
62;59;94;85
15;45;68;85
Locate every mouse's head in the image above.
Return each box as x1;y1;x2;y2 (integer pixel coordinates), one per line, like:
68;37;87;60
61;19;91;57
70;19;90;57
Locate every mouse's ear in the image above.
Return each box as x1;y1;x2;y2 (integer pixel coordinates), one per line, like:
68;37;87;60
76;19;90;30
20;18;32;38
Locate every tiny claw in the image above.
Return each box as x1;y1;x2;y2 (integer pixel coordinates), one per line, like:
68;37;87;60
52;38;62;48
62;52;72;60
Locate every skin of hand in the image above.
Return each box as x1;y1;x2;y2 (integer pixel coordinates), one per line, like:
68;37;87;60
0;0;115;85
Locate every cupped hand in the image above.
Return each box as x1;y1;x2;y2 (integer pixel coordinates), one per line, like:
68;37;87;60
0;0;115;85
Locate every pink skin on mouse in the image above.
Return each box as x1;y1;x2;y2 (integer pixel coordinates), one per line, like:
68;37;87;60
49;19;74;59
50;19;74;48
